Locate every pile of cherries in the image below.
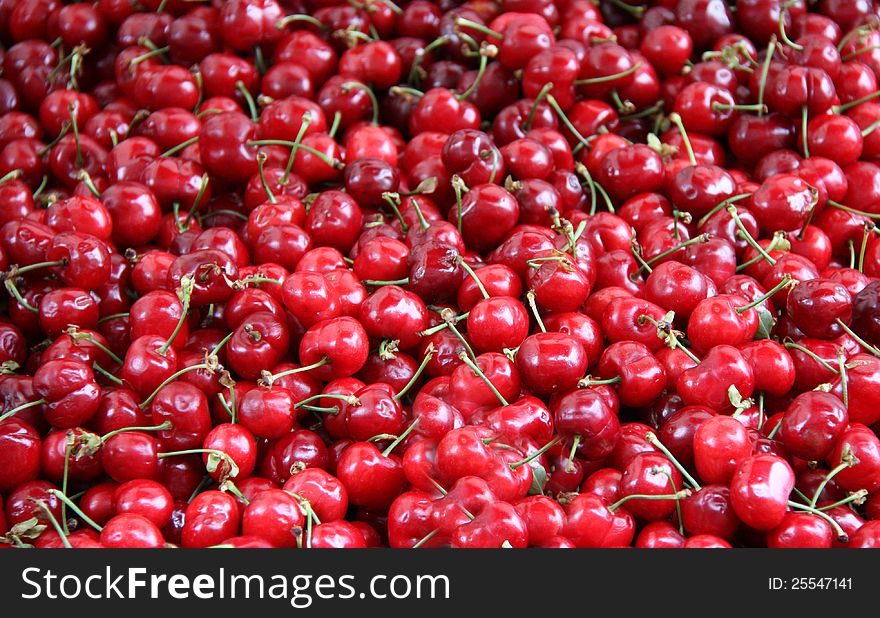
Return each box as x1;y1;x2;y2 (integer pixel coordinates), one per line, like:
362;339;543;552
0;0;879;549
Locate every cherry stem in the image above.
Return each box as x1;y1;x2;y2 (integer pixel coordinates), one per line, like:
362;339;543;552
34;501;72;548
827;199;880;219
221;480;250;506
456;258;489;299
0;398;46;424
406;194;433;230
644;432;702;491
735;275;795;314
380;418;422;458
408;36;448;86
655;467;686;535
608;489;692;513
341;82;379;125
786;501;848;542
276;14;327;30
139;362;214;409
420;311;469;336
183;175;211;231
573;163;599;215
160;135;199;157
443;311;476;360
834;90;880;113
837;22;876;52
451;175;468;233
249;139;343;170
218;391;236;424
457;351;509;407
361;277;410;287
294;393;358;409
861;116;880;138
859;222;874;272
0;170;21;185
525;290;546;333
817;489;869;512
8;259;66;277
76;170;101;198
782;342;839;374
567;434;582;463
737;232;785;272
65;329;124;366
49;45;86;84
157;277;194;356
809;456;856;511
523;82;553;132
412;528;440;549
546;94;592;150
835;319;880;357
393;345;435;402
667;112;696;166
727;205;778;265
256;152;276;204
606;0;646;16
259;356;330;387
801;106;810;158
509;436;561;470
93;362;123;385
129;45;170;68
59;432;74;534
68;104;84;168
390;86;424;98
457;44;497;102
635;234;710;277
233;81;259;121
778;10;804;51
575;62;643;86
578;375;621;387
454;17;503;39
234;275;284;289
756;38;777;117
47;489;103;532
3;279;38;314
381;193;409;232
766;419;783;440
100;421;173;443
328;111;342;139
842;43;880;62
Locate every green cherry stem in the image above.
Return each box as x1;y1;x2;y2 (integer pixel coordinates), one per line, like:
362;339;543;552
457;351;509;407
644;432;702;491
393;344;435;402
47;489;103;532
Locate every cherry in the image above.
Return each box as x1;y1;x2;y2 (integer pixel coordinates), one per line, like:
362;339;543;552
226;311;289;380
0;418;41;493
694;416;753;485
563;492;634;548
337;436;410;512
283;468;348;523
730;453;795;530
677;344;755;412
99;512;164;548
112;479;173;528
181;490;240;548
515;332;589;396
680;484;740;540
596;341;666;408
241;489;304;548
827;422;880;494
552;388;619;462
767;512;833;548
